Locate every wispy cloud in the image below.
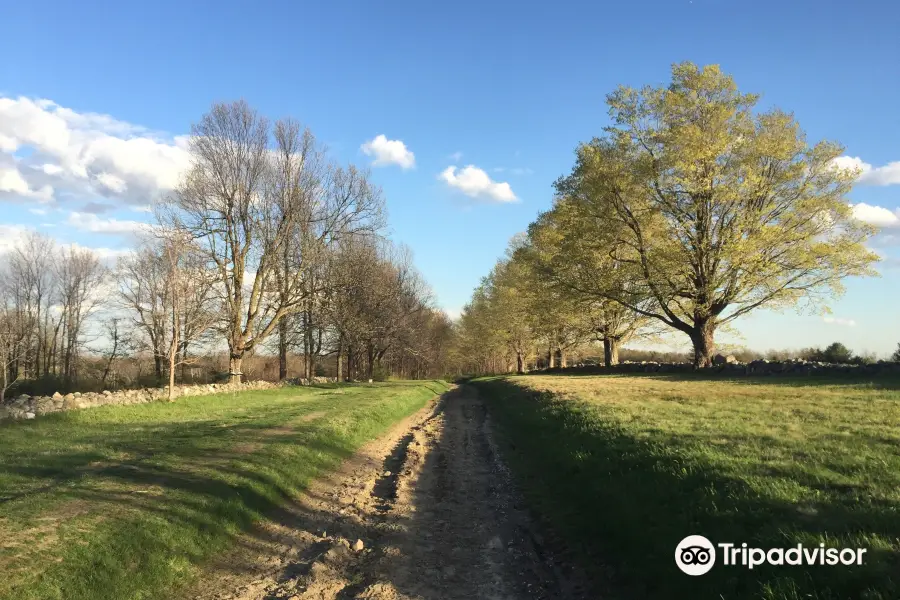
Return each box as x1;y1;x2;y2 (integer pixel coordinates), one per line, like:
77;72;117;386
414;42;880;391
66;212;147;234
493;166;532;176
823;316;857;327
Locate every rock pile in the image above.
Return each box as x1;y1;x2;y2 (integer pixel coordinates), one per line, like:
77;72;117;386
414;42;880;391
0;377;337;422
577;358;900;377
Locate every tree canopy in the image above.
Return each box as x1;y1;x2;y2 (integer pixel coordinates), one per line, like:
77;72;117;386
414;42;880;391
454;63;880;371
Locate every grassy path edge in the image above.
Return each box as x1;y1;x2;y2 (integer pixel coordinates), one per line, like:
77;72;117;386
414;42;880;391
0;381;449;600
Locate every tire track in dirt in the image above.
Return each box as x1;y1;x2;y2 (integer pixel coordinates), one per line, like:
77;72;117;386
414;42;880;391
184;385;591;600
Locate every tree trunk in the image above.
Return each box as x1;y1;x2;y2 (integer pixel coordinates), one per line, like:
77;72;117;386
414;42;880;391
347;344;353;381
154;355;163;384
603;338;620;367
168;338;177;401
367;344;375;380
516;350;525;374
181;343;189;382
169;312;180;402
304;310;314;380
336;335;343;382
278;318;288;380
548;343;555;369
229;354;243;384
559;349;567;368
101;330;118;388
690;320;716;368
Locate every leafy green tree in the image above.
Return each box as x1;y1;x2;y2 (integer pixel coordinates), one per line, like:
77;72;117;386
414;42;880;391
521;196;656;367
892;344;900;362
454;252;536;376
820;342;854;364
556;63;879;367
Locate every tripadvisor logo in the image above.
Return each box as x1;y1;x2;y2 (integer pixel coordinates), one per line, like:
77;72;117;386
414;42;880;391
675;535;867;576
676;535;716;575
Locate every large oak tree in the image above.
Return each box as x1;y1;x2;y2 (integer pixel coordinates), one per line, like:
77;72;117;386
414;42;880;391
556;63;878;367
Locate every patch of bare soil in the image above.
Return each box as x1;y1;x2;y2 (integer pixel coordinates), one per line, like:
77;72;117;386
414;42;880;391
181;386;592;600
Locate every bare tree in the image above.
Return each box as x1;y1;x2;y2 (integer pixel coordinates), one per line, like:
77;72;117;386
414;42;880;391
162;101;384;384
118;236;216;398
99;318;131;389
0;295;28;403
160;233;217;400
3;233;57;378
118;246;171;381
55;246;107;385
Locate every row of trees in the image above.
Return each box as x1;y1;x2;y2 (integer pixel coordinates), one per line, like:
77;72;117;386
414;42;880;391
0;237;106;400
1;101;452;401
454;63;879;372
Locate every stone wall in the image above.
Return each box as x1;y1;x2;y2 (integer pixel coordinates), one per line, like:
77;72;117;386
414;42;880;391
0;376;338;422
558;358;900;377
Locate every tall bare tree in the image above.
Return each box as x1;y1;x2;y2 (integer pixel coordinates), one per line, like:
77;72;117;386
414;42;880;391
3;233;57;378
159;233;217;400
118;245;172;381
162;101;384;384
55;246;106;384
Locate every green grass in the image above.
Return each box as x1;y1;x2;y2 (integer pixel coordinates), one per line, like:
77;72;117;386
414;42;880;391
0;380;448;600
474;374;900;600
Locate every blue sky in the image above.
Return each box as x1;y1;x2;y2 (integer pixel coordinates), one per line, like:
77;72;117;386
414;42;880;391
1;0;898;355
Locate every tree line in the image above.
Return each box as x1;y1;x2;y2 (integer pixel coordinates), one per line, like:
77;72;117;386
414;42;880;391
1;101;452;401
453;63;879;374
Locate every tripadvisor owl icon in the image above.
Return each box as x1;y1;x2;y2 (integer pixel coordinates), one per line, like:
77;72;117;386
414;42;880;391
676;535;716;576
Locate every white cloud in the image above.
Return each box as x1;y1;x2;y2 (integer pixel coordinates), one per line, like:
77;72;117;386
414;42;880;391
443;307;462;321
449;151;463;163
75;244;134;262
28;207;47;215
95;172;128;193
0;160;53;200
40;164;64;175
360;134;415;169
439;165;517;203
0;96;191;207
823;316;856;327
0;164;31;195
66;212;147;235
851;203;900;228
0;224;133;269
832;156;900;186
0;225;31;254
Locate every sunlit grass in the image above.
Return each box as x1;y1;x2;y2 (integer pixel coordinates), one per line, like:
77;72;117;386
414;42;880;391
476;373;900;600
0;380;448;600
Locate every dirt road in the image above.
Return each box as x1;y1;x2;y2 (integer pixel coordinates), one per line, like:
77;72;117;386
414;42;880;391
185;385;588;600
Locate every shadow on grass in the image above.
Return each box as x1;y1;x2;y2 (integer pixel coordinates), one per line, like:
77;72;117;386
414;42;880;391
475;378;899;600
0;383;447;600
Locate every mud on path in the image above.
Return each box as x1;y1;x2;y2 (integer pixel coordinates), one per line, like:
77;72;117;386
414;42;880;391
182;385;590;600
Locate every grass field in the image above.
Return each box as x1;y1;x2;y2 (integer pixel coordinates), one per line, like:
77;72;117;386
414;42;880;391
0;380;448;600
475;374;900;600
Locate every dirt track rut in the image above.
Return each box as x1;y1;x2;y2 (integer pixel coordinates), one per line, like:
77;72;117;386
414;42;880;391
185;385;588;600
